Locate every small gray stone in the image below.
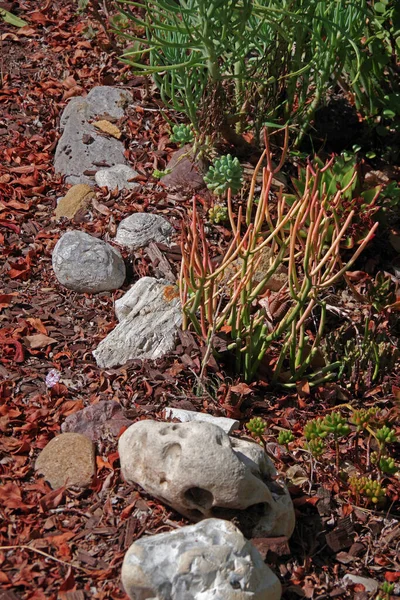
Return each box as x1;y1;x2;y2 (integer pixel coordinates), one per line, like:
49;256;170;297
52;230;126;293
122;518;282;600
115;213;174;250
95;164;140;191
93;277;181;367
55;87;132;185
35;433;95;489
164;407;239;434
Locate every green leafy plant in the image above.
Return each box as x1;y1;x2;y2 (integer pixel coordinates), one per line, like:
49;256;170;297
321;411;350;472
0;7;28;26
204;155;243;196
170;124;194;146
376;582;395;600
180;130;378;382
304;418;327;441
246;417;267;438
349;475;386;505
278;429;295;447
371;452;398;475
306;438;326;458
349;407;378;432
376;425;397;446
152;168;172;179
208;204;228;225
324;318;398;394
114;0;389;147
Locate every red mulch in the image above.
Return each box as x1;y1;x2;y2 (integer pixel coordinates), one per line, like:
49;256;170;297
0;2;399;599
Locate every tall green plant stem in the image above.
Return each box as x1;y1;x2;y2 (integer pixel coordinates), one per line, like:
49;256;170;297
180;128;378;382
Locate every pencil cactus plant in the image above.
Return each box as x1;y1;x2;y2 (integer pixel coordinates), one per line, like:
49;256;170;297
180;129;378;382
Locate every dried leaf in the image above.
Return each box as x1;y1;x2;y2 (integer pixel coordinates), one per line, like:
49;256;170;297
93;120;121;139
23;334;57;349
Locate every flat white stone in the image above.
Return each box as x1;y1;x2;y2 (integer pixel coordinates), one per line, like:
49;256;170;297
122;518;282;600
164;407;239;434
115;213;174;250
119;420;295;538
93;277;181;368
52;230;125;293
95;164;140;191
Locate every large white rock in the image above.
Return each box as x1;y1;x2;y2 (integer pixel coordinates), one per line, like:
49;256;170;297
122;518;282;600
95;164;140;191
119;420;295;539
164;407;239;434
52;230;126;293
93;277;182;368
115;213;174;250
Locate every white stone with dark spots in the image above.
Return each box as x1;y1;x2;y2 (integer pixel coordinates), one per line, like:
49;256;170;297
122;518;282;600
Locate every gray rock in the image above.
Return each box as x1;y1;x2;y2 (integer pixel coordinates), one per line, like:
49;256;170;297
115;213;174;250
93;277;182;368
95;164;140;191
164;407;239;434
122;518;282;600
119;420;295;539
52;230;126;293
55;86;132;185
35;433;95;489
61;400;133;442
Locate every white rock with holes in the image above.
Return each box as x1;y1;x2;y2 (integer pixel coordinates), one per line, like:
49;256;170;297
118;420;295;538
122;518;282;600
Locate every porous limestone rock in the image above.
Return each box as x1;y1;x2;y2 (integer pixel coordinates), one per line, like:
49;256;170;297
115;213;174;250
164;407;239;434
35;432;95;489
93;277;181;368
52;230;126;293
95;164;140;191
122;518;282;600
119;420;295;539
54;86;132;185
55;184;94;219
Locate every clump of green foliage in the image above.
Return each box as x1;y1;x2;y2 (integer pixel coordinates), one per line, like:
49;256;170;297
278;430;295;447
208;204;228;224
349;475;386;505
376;582;395;600
180;135;378;383
114;0;399;148
170;124;194;146
204;155;243;196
